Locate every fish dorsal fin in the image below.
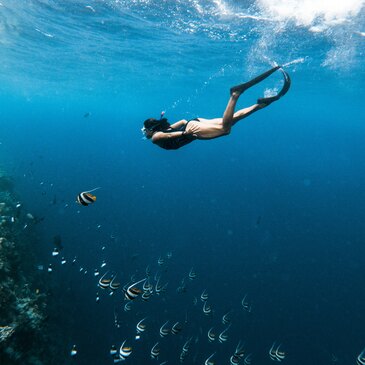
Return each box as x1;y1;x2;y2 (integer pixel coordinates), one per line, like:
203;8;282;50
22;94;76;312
84;187;101;193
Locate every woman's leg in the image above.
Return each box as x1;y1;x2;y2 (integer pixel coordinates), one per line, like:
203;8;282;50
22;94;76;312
231;103;265;126
221;91;265;132
221;92;240;134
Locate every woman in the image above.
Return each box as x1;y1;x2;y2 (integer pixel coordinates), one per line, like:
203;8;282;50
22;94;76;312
142;66;290;150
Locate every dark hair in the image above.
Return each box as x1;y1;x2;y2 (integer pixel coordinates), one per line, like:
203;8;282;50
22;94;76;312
143;118;170;135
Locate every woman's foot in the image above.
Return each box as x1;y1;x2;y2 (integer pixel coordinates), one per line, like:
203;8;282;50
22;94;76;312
230;65;281;96
256;69;291;106
230;84;247;96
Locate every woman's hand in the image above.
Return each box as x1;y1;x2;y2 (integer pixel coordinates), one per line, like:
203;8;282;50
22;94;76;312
185;122;199;138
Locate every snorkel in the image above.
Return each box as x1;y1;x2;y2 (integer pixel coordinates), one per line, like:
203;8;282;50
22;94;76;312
141;111;168;139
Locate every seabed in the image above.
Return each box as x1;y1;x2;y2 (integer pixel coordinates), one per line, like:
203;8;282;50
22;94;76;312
0;169;53;365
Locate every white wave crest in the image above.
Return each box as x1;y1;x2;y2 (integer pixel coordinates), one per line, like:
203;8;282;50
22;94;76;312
258;0;365;30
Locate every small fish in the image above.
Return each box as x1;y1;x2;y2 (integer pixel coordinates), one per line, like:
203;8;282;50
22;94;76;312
47;264;53;273
241;295;252;313
124;301;132;312
98;272;111;289
233;340;245;358
222;311;231;325
218;325;231;343
76;187;100;206
94;269;100;276
205;352;216;365
109;276;121;291
230;355;241;365
119;340;132;360
358;349;365;365
166;251;172;259
155;277;168;295
159;321;170;337
83;111;91;117
141;290;152;301
200;289;208;302
61;257;66;265
70;345;77;357
52;248;59;256
269;342;285;362
124;278;146;300
143;278;153;292
101;260;107;268
158;256;164;266
145;265;151;277
136;317;147;334
188;267;197;280
182;337;192;353
171;321;182;335
72;257;77;265
203;301;212;316
207;327;216;342
95;292;100;303
110;345;117;356
151;342;160;359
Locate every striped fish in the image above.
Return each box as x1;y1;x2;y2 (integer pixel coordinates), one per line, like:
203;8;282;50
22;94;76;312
76;187;100;206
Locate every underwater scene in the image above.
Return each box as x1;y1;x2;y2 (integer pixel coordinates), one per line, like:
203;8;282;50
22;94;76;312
0;0;365;364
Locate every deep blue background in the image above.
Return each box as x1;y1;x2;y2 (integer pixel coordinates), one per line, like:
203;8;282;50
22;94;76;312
0;1;364;364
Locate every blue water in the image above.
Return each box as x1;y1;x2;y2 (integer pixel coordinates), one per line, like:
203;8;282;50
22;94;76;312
1;0;365;364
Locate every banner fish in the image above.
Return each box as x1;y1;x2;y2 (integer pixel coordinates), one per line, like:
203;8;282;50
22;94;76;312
76;187;101;206
269;342;286;362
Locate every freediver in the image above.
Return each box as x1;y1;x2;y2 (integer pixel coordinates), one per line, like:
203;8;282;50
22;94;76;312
141;65;291;150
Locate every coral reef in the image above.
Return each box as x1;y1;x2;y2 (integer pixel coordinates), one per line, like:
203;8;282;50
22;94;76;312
0;169;53;365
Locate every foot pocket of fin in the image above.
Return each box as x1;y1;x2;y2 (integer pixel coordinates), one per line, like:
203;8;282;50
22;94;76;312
257;69;291;105
230;65;281;95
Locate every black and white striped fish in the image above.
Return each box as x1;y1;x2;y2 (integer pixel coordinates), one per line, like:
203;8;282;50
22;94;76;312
159;321;170;337
207;327;216;342
119;340;132;360
269;342;285;362
98;272;111;289
205;352;216;365
76;187;100;206
171;321;182;335
136;317;147;336
218;325;231;343
358;349;365;365
124;278;146;300
201;289;208;302
151;342;160;359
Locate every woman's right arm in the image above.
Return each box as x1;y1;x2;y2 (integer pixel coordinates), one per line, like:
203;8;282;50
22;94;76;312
152;131;186;143
169;119;188;130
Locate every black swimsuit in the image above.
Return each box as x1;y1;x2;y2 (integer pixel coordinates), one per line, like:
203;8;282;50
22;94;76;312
153;119;199;150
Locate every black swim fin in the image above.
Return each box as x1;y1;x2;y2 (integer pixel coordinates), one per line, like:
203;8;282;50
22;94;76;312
230;65;281;95
257;69;291;106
